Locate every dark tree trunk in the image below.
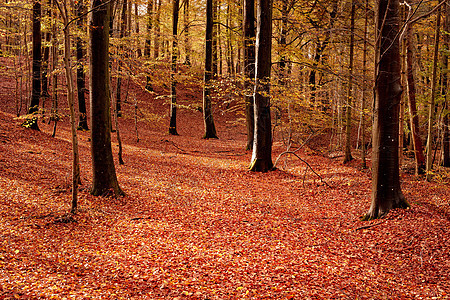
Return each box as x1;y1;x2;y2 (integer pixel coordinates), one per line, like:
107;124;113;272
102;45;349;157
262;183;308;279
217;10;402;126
41;1;51;99
249;0;273;172
27;1;42;130
169;0;179;135
203;0;218;139
76;1;88;131
365;0;408;220
89;0;123;197
278;1;288;81
243;0;256;150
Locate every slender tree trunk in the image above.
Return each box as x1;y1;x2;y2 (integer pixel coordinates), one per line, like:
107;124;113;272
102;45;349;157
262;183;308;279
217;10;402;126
426;7;441;181
203;0;218;139
183;0;191;66
344;0;355;164
135;3;142;57
360;0;369;169
154;0;161;59
26;1;42;130
54;0;81;213
243;0;256;150
212;0;218;75
42;1;51;100
76;1;88;131
442;1;450;167
89;0;123;196
145;0;153;91
278;1;288;82
249;0;273;172
364;0;408;220
169;0;179;135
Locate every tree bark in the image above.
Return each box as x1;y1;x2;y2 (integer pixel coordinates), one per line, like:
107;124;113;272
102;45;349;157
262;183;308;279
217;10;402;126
365;0;408;220
89;0;123;197
26;1;42;130
442;1;450;167
145;0;153;91
249;0;273;172
183;0;191;66
76;0;88;131
169;0;179;135
243;0;255;150
203;0;218;139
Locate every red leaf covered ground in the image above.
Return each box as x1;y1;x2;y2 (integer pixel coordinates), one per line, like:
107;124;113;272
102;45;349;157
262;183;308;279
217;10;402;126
0;63;449;298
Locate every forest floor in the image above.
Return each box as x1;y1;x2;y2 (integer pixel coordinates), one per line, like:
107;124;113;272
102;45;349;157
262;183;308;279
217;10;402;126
0;65;450;299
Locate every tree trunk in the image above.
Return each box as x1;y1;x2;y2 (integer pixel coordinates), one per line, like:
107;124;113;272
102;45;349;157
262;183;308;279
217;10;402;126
442;1;450;167
278;1;288;81
243;0;255;150
169;0;179;135
203;0;218;139
154;0;161;59
426;7;441;181
343;0;355;164
364;0;408;220
26;1;42;130
145;0;153;91
360;0;369;169
89;0;123;197
183;0;191;66
249;0;273;172
76;0;88;131
212;0;218;76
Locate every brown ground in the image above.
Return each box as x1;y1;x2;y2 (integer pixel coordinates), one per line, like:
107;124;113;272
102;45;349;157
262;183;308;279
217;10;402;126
0;57;449;299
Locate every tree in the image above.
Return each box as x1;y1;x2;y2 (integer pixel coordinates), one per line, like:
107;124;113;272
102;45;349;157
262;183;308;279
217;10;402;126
25;0;42;130
249;0;273;172
442;1;450;167
54;0;81;213
243;0;256;150
76;0;88;131
169;0;180;135
203;0;218;139
144;0;153;91
343;0;355;164
426;6;441;181
89;0;123;196
364;0;409;220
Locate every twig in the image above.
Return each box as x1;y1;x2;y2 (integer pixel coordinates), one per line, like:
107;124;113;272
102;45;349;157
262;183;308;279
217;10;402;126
356;220;385;231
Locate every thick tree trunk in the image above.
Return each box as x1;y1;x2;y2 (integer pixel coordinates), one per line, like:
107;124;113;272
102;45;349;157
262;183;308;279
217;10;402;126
243;0;255;150
203;0;218;139
365;0;408;220
169;0;179;135
249;0;273;172
89;0;123;197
